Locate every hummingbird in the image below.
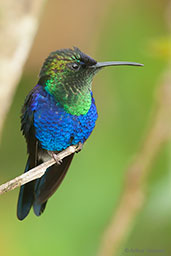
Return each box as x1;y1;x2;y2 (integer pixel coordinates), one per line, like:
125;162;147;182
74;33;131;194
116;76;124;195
17;47;143;220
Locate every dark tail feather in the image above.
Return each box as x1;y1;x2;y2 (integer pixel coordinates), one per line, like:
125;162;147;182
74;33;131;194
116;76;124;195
17;156;36;220
33;154;74;216
17;153;74;219
33;201;47;217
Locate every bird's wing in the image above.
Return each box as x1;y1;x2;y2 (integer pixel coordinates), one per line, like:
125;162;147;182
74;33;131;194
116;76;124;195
17;88;39;220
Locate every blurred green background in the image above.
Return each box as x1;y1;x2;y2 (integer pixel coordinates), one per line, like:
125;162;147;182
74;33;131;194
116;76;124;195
0;0;171;255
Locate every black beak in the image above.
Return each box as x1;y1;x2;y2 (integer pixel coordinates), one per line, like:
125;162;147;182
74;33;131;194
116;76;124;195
91;61;144;68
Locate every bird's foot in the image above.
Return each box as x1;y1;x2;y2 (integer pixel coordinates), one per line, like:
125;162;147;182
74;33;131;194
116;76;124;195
75;142;83;153
48;151;63;165
53;154;63;165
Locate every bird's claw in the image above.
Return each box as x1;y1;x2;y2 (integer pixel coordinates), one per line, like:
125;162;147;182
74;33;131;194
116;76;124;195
75;142;83;153
53;154;63;165
48;151;63;165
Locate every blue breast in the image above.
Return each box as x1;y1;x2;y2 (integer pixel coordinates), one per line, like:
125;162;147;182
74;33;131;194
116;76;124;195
31;85;98;151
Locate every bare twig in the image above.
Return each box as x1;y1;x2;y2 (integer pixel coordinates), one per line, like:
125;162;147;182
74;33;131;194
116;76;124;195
0;0;45;140
98;67;171;256
0;145;77;195
98;0;171;253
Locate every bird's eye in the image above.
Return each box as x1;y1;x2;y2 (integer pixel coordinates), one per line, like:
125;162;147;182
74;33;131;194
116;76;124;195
70;63;80;71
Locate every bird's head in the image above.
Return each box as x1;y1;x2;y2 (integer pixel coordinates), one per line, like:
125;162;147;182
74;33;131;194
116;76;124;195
39;47;143;115
39;47;98;92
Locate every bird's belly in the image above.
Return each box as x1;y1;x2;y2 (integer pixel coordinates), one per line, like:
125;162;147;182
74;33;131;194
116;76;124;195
34;101;98;151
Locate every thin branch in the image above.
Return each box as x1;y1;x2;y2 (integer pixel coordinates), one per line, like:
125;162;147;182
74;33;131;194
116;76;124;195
98;1;171;253
97;67;171;256
0;145;77;195
0;0;45;141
